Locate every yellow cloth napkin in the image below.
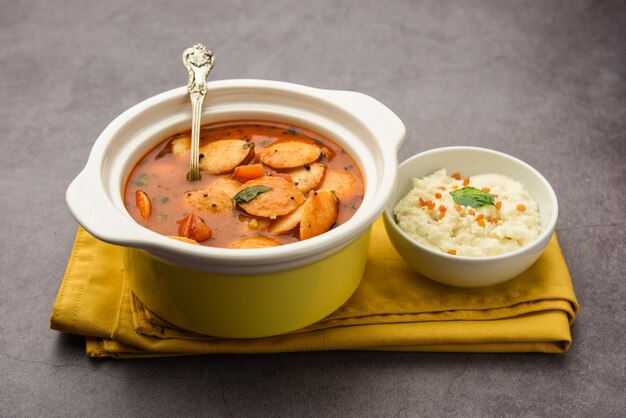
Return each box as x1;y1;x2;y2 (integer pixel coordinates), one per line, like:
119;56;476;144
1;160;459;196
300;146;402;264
50;218;578;358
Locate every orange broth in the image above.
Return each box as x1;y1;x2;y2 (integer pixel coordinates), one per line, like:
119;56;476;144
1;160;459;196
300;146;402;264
124;121;364;248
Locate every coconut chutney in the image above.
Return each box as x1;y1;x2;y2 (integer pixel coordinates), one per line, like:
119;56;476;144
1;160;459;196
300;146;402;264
393;169;541;257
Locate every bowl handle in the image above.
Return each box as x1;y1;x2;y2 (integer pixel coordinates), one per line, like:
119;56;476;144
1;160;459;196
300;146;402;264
66;168;141;246
323;90;406;151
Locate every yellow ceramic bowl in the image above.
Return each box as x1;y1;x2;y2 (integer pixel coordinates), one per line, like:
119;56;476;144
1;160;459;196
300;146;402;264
66;80;405;338
123;231;371;338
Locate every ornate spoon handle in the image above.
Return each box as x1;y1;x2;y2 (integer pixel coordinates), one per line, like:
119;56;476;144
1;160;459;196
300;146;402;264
183;44;215;181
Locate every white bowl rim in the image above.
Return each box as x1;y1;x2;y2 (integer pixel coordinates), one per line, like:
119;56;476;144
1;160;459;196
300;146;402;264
383;145;559;262
67;79;407;272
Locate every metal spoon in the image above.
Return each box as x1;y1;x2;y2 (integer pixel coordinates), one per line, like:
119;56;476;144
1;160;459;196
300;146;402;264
182;44;215;181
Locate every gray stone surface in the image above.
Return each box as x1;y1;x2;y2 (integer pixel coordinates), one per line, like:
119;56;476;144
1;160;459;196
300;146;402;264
1;0;624;416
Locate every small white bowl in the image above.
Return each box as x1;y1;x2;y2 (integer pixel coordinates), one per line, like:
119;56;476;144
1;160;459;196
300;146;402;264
383;146;558;288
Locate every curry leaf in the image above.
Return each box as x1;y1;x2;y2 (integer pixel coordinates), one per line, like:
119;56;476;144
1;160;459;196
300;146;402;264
233;185;273;203
132;173;149;187
450;187;495;208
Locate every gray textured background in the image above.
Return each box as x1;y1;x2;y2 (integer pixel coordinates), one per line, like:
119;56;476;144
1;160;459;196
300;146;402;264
1;0;625;416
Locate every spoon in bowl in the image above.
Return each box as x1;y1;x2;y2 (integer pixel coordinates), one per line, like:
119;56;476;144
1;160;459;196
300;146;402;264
182;44;215;181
